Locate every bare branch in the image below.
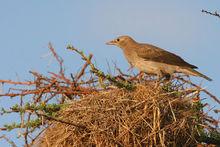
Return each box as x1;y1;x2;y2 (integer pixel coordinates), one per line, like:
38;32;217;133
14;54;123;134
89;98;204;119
177;77;220;104
202;9;220;19
48;43;64;74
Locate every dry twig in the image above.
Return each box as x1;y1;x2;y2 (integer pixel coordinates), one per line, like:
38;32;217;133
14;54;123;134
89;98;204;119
202;9;220;19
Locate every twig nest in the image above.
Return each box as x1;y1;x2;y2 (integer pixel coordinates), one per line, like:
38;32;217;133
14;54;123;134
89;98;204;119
37;82;201;147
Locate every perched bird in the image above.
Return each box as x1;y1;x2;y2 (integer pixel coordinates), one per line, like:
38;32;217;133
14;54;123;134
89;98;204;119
106;35;212;81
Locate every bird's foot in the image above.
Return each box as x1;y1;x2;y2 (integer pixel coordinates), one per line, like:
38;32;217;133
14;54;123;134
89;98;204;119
154;77;163;88
154;74;172;88
138;71;144;79
163;74;173;84
129;71;144;81
164;74;171;81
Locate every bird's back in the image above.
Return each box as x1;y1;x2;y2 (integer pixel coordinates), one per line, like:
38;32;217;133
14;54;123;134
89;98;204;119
134;43;197;69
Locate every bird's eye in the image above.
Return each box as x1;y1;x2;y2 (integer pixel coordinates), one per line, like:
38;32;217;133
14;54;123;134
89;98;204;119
117;38;120;42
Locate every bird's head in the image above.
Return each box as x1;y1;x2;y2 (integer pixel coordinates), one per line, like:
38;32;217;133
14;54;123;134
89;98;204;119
106;35;136;48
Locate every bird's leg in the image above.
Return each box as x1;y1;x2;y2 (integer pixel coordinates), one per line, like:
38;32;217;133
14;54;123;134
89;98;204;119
157;71;164;82
164;74;171;81
128;71;143;81
155;71;164;87
155;71;173;87
163;74;173;86
138;71;144;79
127;63;134;72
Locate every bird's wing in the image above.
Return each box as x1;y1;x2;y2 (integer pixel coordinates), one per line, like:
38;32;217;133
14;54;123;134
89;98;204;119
135;44;197;69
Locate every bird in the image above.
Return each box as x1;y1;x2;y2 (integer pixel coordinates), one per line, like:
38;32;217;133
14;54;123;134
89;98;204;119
106;35;212;81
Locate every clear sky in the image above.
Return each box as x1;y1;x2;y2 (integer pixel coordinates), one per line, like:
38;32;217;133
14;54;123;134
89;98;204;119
0;1;220;146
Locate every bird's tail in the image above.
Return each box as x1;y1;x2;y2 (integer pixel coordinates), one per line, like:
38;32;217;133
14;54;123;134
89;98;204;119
179;68;212;81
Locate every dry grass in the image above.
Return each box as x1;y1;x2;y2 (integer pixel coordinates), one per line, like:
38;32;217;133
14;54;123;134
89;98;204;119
36;81;202;147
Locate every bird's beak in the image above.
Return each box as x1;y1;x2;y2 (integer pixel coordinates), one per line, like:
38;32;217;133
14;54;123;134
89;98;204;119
106;40;116;45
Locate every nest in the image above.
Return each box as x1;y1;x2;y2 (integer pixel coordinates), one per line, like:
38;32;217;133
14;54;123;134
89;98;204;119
37;82;201;147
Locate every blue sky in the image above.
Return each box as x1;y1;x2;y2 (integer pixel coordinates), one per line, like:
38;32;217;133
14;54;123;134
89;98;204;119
0;1;220;146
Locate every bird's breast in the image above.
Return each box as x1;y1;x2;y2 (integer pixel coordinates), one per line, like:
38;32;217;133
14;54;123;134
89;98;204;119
133;58;177;75
134;58;158;74
123;49;137;64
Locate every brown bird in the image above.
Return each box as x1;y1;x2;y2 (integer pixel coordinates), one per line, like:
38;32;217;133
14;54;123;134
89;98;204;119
106;35;212;81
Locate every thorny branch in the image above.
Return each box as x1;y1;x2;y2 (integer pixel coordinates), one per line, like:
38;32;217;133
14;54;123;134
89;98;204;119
35;111;87;130
48;43;64;74
177;77;220;104
202;9;220;19
0;80;35;85
67;45;134;90
75;54;93;82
